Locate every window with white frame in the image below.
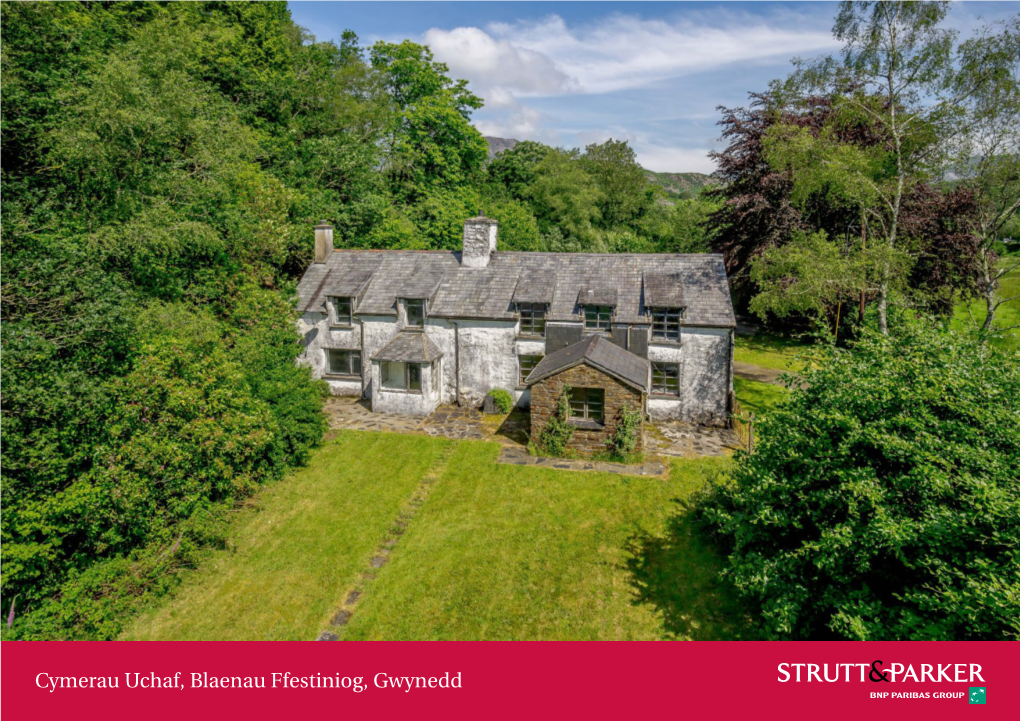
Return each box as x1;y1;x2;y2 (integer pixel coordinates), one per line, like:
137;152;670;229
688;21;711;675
404;299;426;328
326;349;361;377
650;307;684;341
651;362;680;395
569;387;605;423
380;361;423;392
329;296;353;326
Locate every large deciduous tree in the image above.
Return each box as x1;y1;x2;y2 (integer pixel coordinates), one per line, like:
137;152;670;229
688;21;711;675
952;17;1020;337
370;40;488;200
772;0;1000;334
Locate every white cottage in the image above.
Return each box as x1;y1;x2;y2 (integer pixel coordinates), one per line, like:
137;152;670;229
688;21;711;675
296;216;737;425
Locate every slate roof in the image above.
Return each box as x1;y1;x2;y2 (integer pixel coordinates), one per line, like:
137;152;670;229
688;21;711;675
577;285;618;306
643;272;686;308
297;250;735;327
430;267;517;319
524;335;649;392
371;331;444;363
304;267;374;312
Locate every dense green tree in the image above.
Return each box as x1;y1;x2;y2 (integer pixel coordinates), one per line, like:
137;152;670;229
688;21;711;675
697;320;1020;640
0;2;349;639
487;140;551;201
582;138;654;228
370;40;487;200
524;148;604;243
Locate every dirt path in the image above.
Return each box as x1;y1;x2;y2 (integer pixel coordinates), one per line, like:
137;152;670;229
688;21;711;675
733;361;786;385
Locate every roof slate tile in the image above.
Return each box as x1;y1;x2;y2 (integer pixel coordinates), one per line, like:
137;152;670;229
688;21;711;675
296;249;735;327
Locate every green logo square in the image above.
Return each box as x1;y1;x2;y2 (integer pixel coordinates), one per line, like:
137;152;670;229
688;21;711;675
969;687;986;704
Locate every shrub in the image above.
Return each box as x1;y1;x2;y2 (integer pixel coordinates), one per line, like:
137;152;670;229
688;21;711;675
533;385;575;457
696;321;1020;640
487;388;514;414
607;406;642;458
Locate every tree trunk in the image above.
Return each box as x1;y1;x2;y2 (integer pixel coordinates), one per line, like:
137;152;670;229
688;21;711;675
877;282;889;336
980;251;996;333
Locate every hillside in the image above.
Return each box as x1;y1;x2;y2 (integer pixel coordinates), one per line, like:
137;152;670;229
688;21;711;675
642;170;715;199
483;135;519;159
483;137;714;198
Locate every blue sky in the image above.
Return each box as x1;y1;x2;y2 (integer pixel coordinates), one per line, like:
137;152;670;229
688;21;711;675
289;2;1018;172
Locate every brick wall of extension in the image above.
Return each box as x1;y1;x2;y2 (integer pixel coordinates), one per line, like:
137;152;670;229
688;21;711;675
529;364;644;456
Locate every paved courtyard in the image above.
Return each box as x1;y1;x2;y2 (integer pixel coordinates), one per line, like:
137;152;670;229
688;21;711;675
324;397;741;475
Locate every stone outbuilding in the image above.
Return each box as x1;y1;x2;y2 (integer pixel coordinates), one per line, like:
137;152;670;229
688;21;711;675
526;335;647;456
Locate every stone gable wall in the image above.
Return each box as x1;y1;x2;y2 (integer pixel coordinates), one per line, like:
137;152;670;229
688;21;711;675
529;363;644;456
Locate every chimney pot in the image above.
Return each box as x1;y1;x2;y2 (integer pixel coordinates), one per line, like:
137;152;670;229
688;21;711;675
314;221;334;264
461;215;498;268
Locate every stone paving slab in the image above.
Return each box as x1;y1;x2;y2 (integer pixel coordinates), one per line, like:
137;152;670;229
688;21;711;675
644;422;743;458
324;397;738;466
497;446;667;477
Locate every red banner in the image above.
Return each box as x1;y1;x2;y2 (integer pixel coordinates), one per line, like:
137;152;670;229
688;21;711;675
2;641;1015;719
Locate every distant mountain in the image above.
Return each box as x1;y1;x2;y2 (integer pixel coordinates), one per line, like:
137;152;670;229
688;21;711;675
484;136;519;159
482;136;715;198
642;170;715;199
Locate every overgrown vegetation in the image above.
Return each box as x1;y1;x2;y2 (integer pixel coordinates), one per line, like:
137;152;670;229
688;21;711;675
1;3;721;638
606;406;642;459
531;386;575;457
4;0;1018;643
486;389;514;414
698;321;1020;640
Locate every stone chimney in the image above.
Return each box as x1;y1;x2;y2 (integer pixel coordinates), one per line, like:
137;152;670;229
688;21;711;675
461;214;498;268
313;221;334;264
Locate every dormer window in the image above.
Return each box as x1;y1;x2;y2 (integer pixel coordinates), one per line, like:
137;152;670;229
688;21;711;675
404;299;426;328
584;305;613;332
329;297;353;327
518;303;547;336
650;307;685;341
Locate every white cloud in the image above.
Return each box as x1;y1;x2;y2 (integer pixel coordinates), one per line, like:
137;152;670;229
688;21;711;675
424;11;840;160
635;145;715;175
423;25;576;100
476;106;559;144
575;128;638;148
483;13;839;95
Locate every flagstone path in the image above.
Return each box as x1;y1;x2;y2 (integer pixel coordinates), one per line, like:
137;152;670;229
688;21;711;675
324;397;741;471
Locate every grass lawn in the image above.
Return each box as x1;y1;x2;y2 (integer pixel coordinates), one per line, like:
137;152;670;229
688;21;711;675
733;333;810;371
952;261;1020;352
123;433;750;641
122;433;453;641
734;376;790;417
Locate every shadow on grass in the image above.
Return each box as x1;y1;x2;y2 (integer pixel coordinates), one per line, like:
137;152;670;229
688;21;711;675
626;501;755;640
492;408;531;446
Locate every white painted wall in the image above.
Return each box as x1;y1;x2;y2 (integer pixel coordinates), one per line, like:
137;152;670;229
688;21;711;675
426;317;521;407
370;358;442;416
298;307;731;424
646;326;732;425
298;311;365;396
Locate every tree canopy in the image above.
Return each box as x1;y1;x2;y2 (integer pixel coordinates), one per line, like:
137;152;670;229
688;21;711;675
698;320;1020;640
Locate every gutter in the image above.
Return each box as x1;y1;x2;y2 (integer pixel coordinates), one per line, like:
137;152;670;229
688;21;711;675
452;321;461;406
360;319;367;399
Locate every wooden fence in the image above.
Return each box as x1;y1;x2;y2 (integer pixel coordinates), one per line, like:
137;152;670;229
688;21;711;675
729;393;755;453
